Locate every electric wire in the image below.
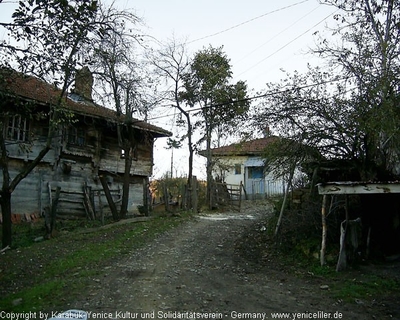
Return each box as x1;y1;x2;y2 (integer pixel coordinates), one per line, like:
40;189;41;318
145;75;356;123
236;9;339;79
187;0;311;45
233;4;321;66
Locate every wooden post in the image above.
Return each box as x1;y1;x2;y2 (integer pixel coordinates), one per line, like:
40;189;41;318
99;175;119;221
48;186;61;237
366;226;372;259
191;176;198;213
239;182;243;212
143;178;149;215
336;195;350;271
320;194;328;266
241;181;248;200
83;183;95;220
163;182;170;212
97;191;104;225
274;165;295;238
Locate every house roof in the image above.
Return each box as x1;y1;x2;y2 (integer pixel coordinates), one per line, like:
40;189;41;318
0;68;172;138
199;136;280;157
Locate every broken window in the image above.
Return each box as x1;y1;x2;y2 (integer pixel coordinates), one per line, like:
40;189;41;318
6;115;30;141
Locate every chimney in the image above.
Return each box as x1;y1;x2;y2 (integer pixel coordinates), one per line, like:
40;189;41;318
263;126;271;137
73;66;93;101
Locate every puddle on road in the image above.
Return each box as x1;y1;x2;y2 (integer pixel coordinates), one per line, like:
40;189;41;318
199;214;256;221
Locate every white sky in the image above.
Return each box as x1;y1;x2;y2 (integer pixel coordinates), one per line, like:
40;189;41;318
123;0;338;179
0;0;339;180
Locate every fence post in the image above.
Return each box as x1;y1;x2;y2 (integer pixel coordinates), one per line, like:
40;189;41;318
191;176;198;213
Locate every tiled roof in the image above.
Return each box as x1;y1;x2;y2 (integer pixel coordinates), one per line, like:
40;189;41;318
0;68;171;137
199;136;280;157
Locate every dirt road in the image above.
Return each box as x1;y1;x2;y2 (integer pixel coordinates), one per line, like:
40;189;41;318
70;203;397;320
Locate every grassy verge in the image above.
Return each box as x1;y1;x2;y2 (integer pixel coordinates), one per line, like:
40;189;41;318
258;196;400;305
276;237;400;304
237;201;400;306
0;212;193;312
308;263;400;303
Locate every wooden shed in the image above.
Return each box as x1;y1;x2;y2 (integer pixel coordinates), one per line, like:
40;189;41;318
318;181;400;270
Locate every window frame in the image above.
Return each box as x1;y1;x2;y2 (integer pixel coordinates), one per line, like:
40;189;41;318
234;164;242;175
66;126;86;146
6;115;30;142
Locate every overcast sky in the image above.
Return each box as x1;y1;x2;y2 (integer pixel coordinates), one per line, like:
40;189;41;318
0;0;338;179
122;0;338;179
127;0;337;91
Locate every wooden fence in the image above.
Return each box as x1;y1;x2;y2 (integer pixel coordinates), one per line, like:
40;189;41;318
213;182;243;211
247;179;285;200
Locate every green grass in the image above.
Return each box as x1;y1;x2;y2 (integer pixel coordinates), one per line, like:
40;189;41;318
330;274;399;302
291;253;400;303
1;281;65;312
0;212;194;312
263;200;400;305
273;233;400;304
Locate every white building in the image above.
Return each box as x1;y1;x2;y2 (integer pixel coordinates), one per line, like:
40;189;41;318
199;137;287;198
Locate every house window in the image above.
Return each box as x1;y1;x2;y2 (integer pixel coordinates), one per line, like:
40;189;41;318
234;164;242;175
6;115;29;141
67;126;86;146
248;166;264;179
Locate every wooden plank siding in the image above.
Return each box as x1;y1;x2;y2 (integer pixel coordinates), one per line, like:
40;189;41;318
4;141;151;219
98;132;154;176
1;111;161;220
0;68;171;220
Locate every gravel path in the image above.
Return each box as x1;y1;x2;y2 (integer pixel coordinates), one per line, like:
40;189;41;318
70;203;392;320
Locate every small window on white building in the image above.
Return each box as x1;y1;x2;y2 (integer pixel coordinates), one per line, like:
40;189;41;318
234;164;242;175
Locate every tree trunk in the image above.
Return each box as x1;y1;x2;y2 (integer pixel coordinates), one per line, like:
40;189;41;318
1;190;12;248
0;120;12;248
191;176;198;213
206;134;213;210
205;116;214;210
186;119;194;210
120;145;133;219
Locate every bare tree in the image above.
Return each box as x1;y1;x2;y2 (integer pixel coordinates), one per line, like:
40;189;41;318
89;5;153;219
149;39;198;208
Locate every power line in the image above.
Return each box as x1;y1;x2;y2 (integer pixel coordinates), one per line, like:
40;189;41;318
233;4;321;66
187;0;311;45
236;8;339;79
146;75;355;122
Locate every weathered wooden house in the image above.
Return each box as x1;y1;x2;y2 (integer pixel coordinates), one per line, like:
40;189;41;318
0;68;171;221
